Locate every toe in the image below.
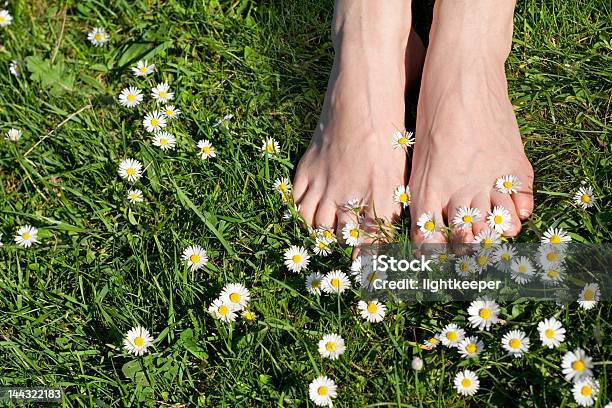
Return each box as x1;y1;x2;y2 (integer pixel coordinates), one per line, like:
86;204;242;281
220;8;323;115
490;191;521;237
447;198;475;244
470;192;491;237
512;190;534;221
314;199;338;229
297;192;319;227
292;175;309;205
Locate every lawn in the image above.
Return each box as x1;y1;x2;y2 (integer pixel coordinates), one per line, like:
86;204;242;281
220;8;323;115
0;0;610;406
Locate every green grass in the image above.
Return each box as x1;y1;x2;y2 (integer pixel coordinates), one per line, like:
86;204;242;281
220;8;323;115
0;0;611;406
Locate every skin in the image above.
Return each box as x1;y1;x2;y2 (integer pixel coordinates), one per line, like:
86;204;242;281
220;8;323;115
293;0;534;253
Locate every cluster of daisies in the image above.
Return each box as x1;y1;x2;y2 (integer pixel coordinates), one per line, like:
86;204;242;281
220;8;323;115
424;298;604;406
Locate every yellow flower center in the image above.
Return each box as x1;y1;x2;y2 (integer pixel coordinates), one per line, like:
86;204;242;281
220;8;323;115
278;183;288;191
501;253;511;262
317;386;328;396
229;293;240;303
545;329;555;339
509;338;521;349
493;215;503;224
94;33;103;41
479;308;491;319
160;138;168;145
243;311;256;321
581;386;592;396
202;146;211;154
584;290;594;301
518;265;527;273
482;239;493;249
323;230;333;240
399;193;409;203
460;263;469;272
218;305;229;316
151;118;159;127
22;232;30;240
166;109;173;116
159;91;166;98
312;280;321;289
0;16;5;23
546;252;558;261
350;229;359;238
428;337;438;345
134;336;145;347
446;331;458;341
331;278;341;289
463;215;473;223
139;66;148;74
190;254;201;264
461;378;472;388
398;137;407;145
127;94;136;102
581;194;591;203
325;342;337;352
503;181;513;188
130;193;138;200
572;360;585;372
318;242;327;250
439;254;448;262
292;255;301;263
266;143;274;153
476;256;488;266
424;220;435;231
466;343;477;354
367;303;378;314
550;235;561;244
547;270;559;278
127;168;135;176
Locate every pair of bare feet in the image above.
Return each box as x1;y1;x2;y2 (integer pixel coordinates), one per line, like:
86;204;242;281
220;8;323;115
293;0;534;253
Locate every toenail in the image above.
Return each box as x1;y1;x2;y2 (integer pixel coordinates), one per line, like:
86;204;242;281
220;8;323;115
520;209;531;218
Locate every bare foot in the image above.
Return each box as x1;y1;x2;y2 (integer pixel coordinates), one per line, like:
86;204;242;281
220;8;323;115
293;0;425;250
409;0;534;245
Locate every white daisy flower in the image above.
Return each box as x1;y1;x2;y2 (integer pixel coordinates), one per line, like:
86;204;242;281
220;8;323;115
341;221;363;247
416;211;437;239
132;60;155;77
118;87;143;108
152;131;176;151
537;244;566;269
283;245;310;273
474;229;502;250
344;197;365;211
350;256;362;283
273;177;291;195
440;323;465;348
491;244;517;272
181;245;208;271
162;105;181;119
123;326;153;356
14;225;39;248
457;336;484;359
391;130;414;151
357;300;386;323
197;139;216;159
501;329;529;358
537;317;565;349
574;186;595;210
0;233;3;247
510;256;535;284
361;269;387;291
577;283;600;310
541;227;571;245
0;10;13;27
318;333;346;360
9;60;23;77
473;250;493;272
540;264;566;286
316;225;337;244
308;376;337;407
313;238;332;257
142;111;167;133
208;297;237;323
572;377;599;407
87;27;109;46
127;189;143;204
151;82;174;103
562;349;593;382
455;255;477;278
495;175;521;194
423;334;440;349
118;158;143;182
411;357;424;371
393;185;411;208
5;128;22;142
305;272;324;295
432;247;455;266
467;298;500;330
486;205;512;234
322;270;351;294
220;283;250;310
454;370;480;396
452;206;481;230
261;137;279;156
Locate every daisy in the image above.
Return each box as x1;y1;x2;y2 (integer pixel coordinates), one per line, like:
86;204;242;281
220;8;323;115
283;245;310;273
423;334;440;349
132;60;155;77
357;300;386;323
501;329;529;357
208;298;237;323
305;272;324;295
432;246;455;265
344;197;365;211
316;225;337;244
273;177;291;201
491;244;517;272
573;377;599;407
151;82;174;103
393;185;411;208
391;130;414;151
440;323;465;348
142;111;167;133
118;87;143;108
350;256;362;283
361;269;387;291
411;357;424;371
510;256;535;284
0;10;13;27
540;265;566;286
454;370;480;396
341;221;363;247
416;211;437;239
457;336;484;359
0;233;3;247
318;333;346;360
6;128;22;142
127;189;143;204
474;229;502;250
241;310;257;322
118;158;143;182
541;227;571;245
537;244;566;269
577;283;600;310
87;27;109;46
152;131;176;151
9;60;23;77
14;225;39;248
123;326;153;356
162;105;181;119
537;317;565;349
473;250;493;272
574;186;595;210
467;298;500;330
495;175;521;194
486;205;512;234
220;283;250;310
322;270;351;294
452;206;481;230
197;139;216;159
308;376;337;407
261;137;279;156
455;255;477;278
562;349;593;382
313;238;332;257
181;245;208;271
